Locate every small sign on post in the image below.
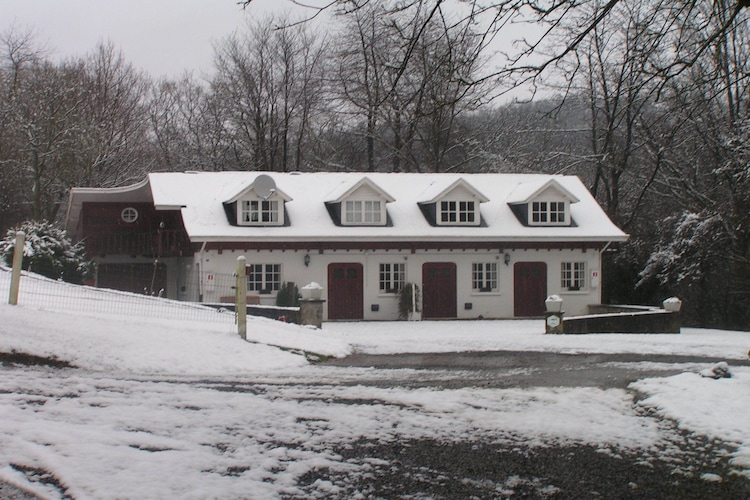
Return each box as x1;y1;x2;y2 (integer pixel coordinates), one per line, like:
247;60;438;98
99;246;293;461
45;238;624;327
236;256;247;340
9;231;25;305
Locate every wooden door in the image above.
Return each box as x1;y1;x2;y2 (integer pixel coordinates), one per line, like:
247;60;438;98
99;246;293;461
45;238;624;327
514;262;547;317
422;262;457;319
327;263;364;320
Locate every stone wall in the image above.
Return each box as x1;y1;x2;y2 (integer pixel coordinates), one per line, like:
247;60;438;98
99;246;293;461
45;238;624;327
560;310;680;334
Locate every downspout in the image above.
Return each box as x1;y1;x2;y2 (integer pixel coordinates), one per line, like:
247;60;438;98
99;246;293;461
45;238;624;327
198;241;208;302
597;241;613;303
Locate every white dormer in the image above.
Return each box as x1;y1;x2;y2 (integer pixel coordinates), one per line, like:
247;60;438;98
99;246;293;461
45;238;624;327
419;178;489;226
508;178;580;227
224;174;293;227
326;177;395;226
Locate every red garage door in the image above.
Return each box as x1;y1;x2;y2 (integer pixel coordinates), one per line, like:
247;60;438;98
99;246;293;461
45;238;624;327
422;262;457;319
328;263;363;320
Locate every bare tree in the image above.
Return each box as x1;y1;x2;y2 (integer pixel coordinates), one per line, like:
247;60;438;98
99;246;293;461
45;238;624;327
244;0;750;100
1;34;152;226
637;6;750;328
0;27;46;230
148;74;235;171
334;3;488;172
212;15;328;171
71;42;151;188
335;4;386;171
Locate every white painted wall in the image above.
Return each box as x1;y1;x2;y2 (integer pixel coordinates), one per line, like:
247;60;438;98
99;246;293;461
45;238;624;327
195;247;602;320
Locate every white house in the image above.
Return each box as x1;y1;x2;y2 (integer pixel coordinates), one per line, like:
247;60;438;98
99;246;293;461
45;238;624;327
65;171;628;320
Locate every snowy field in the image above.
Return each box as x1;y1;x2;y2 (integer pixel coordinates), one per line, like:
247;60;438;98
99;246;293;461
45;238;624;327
0;267;749;498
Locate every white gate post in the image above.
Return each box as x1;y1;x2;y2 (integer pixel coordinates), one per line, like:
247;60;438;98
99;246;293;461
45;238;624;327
8;231;25;305
236;256;247;340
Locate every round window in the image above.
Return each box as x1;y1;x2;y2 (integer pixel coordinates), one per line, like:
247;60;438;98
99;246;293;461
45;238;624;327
121;207;139;223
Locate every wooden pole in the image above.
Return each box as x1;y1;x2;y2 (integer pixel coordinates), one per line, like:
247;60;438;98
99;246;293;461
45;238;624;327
236;256;247;340
9;231;25;305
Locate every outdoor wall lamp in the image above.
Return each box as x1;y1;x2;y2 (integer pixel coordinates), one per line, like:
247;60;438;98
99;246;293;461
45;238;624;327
304;253;311;267
504;253;511;266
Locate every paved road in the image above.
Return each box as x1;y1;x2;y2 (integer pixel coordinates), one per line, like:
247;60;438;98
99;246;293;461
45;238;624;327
323;350;750;389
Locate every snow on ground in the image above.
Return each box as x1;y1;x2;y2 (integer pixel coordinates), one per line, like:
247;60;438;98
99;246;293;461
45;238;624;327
1;267;749;497
0;267;350;375
632;371;750;479
322;320;750;360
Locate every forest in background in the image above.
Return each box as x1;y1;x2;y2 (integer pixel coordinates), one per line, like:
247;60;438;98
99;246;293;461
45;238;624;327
1;1;748;329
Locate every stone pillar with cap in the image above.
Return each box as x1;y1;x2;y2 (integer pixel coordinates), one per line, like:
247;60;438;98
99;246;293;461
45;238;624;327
544;295;564;334
299;282;325;329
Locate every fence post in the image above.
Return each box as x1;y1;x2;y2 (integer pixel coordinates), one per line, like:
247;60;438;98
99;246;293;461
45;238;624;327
236;256;247;340
9;231;25;305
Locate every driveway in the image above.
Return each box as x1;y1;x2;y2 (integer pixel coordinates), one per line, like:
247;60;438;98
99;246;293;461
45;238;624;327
322;350;750;389
315;351;750;498
3;351;749;498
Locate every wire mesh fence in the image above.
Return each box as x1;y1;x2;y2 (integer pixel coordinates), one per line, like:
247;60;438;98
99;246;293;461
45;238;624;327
1;265;237;324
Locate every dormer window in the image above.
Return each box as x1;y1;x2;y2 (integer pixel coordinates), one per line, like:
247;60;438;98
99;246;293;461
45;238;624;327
326;176;394;227
345;200;382;225
440;200;476;224
225;174;292;227
242;199;279;224
508;179;579;227
531;201;566;225
419;178;488;227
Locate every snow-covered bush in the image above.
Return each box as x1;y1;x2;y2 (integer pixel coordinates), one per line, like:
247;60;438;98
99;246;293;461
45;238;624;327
0;220;91;284
638;211;724;288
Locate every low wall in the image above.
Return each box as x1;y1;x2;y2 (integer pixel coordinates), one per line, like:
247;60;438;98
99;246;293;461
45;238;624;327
587;304;657;314
560;309;680;334
205;303;300;324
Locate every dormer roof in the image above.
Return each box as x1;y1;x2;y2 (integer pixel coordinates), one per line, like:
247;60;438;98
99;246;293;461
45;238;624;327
419;177;490;204
325;176;396;203
224;175;293;204
507;178;580;205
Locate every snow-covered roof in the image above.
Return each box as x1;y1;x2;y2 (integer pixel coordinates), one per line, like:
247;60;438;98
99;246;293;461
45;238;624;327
65;178;154;233
68;172;628;243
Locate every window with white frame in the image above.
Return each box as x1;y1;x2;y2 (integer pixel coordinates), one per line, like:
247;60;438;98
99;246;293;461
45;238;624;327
472;262;498;292
345;200;382;224
120;207;139;223
531;201;566;225
561;262;586;290
246;264;281;293
440;200;476;224
241;199;280;224
379;263;405;293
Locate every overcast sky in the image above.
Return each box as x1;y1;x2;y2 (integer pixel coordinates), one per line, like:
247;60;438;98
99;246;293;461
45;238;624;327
1;0;315;78
2;1;539;100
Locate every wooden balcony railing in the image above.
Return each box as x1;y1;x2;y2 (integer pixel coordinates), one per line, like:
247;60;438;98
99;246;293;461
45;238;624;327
82;229;192;257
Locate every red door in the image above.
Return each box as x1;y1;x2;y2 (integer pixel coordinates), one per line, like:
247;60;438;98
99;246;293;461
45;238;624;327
514;262;547;317
422;262;457;319
328;263;364;320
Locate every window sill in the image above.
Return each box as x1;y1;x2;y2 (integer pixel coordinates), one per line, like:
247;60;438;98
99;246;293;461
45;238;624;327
436;222;481;227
